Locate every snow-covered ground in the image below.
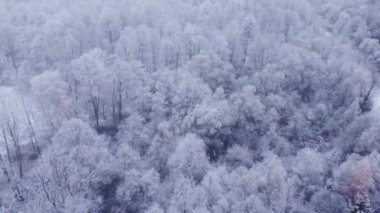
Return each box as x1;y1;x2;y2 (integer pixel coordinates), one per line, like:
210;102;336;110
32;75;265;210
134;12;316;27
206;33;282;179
0;87;21;114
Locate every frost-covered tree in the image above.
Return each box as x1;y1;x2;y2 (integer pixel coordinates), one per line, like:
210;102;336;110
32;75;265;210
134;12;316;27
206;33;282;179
168;134;210;181
1;0;380;212
27;118;119;212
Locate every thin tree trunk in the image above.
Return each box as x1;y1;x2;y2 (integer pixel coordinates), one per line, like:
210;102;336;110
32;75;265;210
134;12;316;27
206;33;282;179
2;125;13;175
91;95;100;129
6;115;23;178
21;99;41;155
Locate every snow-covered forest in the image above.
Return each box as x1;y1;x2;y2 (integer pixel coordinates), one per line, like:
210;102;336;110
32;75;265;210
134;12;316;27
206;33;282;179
0;0;380;212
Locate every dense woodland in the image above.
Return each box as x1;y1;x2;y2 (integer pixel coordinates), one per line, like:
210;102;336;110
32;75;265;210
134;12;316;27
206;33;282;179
0;0;380;212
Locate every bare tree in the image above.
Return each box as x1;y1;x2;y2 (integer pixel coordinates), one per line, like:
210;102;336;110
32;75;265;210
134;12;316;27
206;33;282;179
1;121;24;201
2;125;13;174
21;98;41;156
90;94;101;129
360;81;375;113
3;112;23;178
112;79;123;125
0;153;10;183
